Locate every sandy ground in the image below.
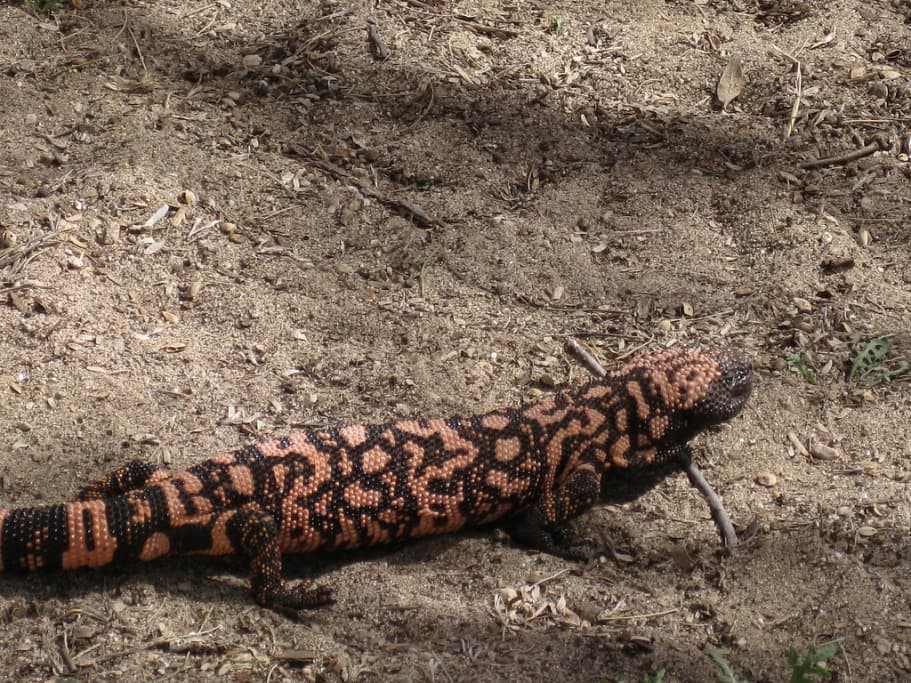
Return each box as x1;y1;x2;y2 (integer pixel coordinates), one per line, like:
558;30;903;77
1;0;910;680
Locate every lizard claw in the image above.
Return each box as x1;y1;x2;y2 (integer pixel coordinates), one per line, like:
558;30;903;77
267;582;335;612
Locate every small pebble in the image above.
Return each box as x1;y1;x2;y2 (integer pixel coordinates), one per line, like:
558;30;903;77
755;472;778;487
242;54;262;68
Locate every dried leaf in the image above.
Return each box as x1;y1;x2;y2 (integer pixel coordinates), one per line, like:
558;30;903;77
717;56;744;110
143;204;171;228
143;239;166;256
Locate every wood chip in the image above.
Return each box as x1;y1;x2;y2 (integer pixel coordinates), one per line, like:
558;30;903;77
102;221;121;245
169;206;187;227
273;650;317;664
186;280;203;300
367;21;389;61
787;431;810;456
143;239;166;256
65;251;86;269
792;297;812;313
808;438;840;460
8;291;28;313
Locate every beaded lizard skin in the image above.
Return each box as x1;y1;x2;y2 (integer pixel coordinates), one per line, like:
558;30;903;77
0;347;751;612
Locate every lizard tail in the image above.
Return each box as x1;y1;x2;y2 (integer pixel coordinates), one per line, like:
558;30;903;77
0;497;334;610
0;496;168;572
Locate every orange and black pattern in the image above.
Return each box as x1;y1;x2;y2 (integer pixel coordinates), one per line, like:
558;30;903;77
0;347;751;612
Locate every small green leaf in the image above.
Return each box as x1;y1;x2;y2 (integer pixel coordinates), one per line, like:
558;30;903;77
848;336;909;385
786;352;817;384
878;360;911;385
787;641;839;683
24;0;64;11
849;336;891;382
708;648;749;683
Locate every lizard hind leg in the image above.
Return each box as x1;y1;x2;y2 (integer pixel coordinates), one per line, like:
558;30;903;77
224;503;333;613
78;460;169;500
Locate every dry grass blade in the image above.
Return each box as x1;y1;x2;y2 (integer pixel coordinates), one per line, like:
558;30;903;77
0;215;65;280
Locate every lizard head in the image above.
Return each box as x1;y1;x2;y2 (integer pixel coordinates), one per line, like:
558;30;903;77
596;346;752;502
604;347;752;468
679;347;753;429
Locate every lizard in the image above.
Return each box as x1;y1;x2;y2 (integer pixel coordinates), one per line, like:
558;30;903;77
0;346;752;613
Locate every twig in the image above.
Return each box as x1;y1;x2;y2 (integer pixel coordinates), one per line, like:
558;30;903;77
308;157;443;229
255;206;295;222
799;135;891;170
58;629;75;675
588;607;679;624
74;626;222;666
178;2;217;18
454;17;520;39
366;20;389;61
563;338;738;547
564;337;606;377
408;80;436;128
676;449;737;547
842;117;911;124
125;13;147;75
530;567;571;588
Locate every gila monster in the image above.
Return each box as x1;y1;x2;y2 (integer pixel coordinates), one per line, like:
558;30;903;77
0;347;751;612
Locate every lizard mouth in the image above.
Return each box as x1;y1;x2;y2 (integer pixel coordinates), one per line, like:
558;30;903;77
687;349;753;429
719;350;753;417
729;371;752;409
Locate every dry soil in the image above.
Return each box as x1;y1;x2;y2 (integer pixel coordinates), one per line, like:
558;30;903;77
1;0;911;681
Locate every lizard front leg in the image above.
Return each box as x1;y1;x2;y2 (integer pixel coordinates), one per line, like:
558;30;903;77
506;464;601;559
597;444;688;505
